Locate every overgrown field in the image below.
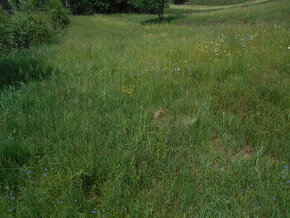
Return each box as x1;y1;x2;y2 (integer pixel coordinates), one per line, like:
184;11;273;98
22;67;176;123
0;0;289;216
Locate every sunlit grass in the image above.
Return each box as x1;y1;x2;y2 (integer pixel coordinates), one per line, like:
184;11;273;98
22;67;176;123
171;0;270;10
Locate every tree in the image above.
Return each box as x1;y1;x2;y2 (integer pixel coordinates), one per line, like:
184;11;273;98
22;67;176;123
132;0;168;21
172;0;187;4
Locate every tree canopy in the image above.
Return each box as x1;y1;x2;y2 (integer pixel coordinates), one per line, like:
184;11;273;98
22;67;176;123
66;0;168;21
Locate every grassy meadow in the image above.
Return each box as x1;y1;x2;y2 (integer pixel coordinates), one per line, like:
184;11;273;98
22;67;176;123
0;0;289;216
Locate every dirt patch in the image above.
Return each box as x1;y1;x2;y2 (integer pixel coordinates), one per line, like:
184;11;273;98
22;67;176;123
154;109;166;120
234;146;255;160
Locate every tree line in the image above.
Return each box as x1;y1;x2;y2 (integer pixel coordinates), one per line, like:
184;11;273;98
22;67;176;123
1;0;171;21
67;0;168;21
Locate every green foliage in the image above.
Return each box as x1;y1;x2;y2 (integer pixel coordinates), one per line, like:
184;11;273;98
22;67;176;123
0;0;69;54
0;12;54;53
0;0;68;93
47;0;70;28
132;0;169;20
66;0;168;20
172;0;187;5
67;0;137;14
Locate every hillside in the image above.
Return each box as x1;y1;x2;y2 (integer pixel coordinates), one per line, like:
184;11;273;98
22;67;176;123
0;0;289;216
187;0;254;6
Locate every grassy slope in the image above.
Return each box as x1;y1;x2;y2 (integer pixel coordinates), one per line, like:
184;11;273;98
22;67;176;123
0;0;289;216
186;0;254;6
171;0;270;10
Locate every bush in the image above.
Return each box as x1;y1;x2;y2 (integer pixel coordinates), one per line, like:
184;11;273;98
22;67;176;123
0;1;67;90
0;7;9;53
0;0;69;54
0;12;54;53
47;0;70;28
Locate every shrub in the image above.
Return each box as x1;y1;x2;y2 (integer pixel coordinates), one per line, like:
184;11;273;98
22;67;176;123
0;1;67;89
0;6;9;53
0;12;54;53
0;0;69;54
47;0;70;28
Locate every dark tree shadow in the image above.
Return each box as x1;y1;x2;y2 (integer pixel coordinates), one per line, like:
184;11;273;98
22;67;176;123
0;138;30;191
141;15;184;25
0;51;56;90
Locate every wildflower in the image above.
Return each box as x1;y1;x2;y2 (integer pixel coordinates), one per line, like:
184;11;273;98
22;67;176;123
74;199;78;203
9;208;14;212
189;206;193;210
282;175;285;179
9;192;13;196
122;205;125;209
282;171;286;174
122;85;135;95
250;184;254;187
45;168;48;171
27;170;32;174
189;144;193;147
257;206;261;210
92;210;97;214
242;211;247;215
10;196;15;200
283;165;288;170
43;173;48;177
273;197;277;201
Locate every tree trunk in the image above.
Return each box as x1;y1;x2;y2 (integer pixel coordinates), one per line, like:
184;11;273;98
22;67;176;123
158;0;165;22
158;12;163;22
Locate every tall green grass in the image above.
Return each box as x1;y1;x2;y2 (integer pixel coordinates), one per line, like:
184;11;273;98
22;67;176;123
0;0;289;216
0;51;56;89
